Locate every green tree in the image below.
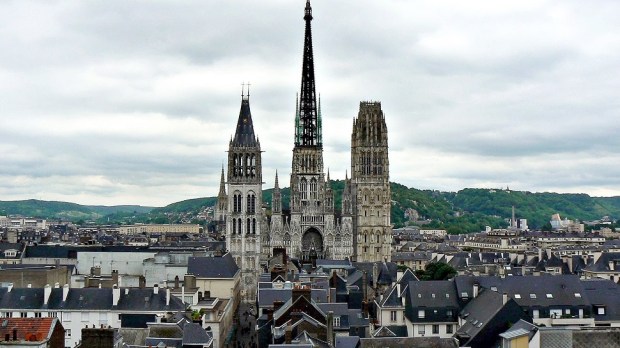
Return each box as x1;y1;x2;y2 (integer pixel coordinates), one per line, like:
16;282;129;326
415;262;457;280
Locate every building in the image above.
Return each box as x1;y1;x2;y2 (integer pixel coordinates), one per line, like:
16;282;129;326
0;318;65;348
118;224;200;235
0;284;185;347
214;0;391;302
351;102;392;262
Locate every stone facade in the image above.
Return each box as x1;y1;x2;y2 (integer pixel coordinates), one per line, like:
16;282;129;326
351;102;392;262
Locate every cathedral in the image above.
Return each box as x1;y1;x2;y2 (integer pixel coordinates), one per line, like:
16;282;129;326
215;0;392;301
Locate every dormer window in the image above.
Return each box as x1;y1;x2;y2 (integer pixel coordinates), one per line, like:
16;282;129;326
530;294;537;299
546;294;553;299
514;294;521;299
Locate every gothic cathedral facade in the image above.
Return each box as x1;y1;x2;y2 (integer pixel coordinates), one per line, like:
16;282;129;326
216;0;391;301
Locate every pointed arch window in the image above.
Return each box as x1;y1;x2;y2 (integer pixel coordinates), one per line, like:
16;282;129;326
300;178;308;200
252;218;256;234
246;218;251;235
310;178;317;199
232;219;236;235
246;192;256;214
237;218;242;234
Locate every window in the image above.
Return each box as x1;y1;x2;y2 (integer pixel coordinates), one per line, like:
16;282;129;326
446;324;453;334
418;325;425;335
546;294;553;299
100;312;108;325
574;293;581;298
532;309;540;319
432;325;439;334
81;312;89;322
66;329;71;338
431;294;435;298
461;292;469;298
64;313;71;322
48;312;57;318
20;313;27;318
390;311;397;322
530;294;537;299
418;310;425;318
491;286;497;292
333;316;340;327
446;310;453;317
597;306;606;315
3;313;12;318
550;309;562;318
34;312;42;318
445;293;450;298
514;294;521;299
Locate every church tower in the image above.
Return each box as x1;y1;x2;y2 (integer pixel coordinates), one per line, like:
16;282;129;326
214;166;227;234
225;90;262;301
286;0;346;263
351;102;391;262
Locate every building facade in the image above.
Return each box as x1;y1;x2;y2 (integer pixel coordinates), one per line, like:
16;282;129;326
216;0;390;301
351;102;392;262
222;93;263;302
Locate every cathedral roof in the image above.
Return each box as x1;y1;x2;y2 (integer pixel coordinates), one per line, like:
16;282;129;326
232;97;258;147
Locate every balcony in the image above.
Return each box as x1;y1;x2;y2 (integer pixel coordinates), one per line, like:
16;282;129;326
550;316;594;326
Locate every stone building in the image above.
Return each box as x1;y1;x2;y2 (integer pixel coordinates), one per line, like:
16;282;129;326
215;0;390;301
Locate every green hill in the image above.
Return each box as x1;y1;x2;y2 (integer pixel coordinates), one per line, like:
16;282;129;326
3;185;619;233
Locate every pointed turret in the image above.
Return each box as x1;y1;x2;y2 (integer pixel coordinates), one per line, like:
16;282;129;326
272;171;282;214
218;165;226;196
232;95;257;147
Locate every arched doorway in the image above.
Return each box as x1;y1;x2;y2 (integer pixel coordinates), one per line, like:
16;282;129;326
301;227;324;262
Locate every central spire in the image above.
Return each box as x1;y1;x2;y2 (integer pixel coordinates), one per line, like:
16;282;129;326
295;0;320;147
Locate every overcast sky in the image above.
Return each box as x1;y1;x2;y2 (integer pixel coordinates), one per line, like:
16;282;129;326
1;0;620;207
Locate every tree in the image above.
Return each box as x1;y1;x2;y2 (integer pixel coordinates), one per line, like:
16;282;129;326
415;262;457;281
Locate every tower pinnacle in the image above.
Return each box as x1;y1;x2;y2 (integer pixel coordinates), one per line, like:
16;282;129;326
296;0;320;147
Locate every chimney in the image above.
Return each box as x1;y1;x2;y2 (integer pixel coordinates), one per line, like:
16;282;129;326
184;275;196;289
372;263;379;289
7;283;12;293
473;282;479;298
139;276;146;289
112;284;120;306
12;329;16;341
609;261;615;271
125;288;129;295
112;270;119;285
397;282;401;298
362;271;368;302
166;288;171;306
174;275;180;289
181;286;185;304
396;270;404;282
62;284;69;302
43;284;52;305
54;282;60;288
502;293;508;305
153;284;159;295
285;322;293;344
326;311;334;347
27;284;31;288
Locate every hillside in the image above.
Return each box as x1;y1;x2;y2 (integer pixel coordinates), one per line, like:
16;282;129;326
2;185;619;233
0;200;154;222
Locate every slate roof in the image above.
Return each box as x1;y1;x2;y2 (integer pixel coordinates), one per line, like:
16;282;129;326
0;287;185;312
454;275;590;308
232;98;258;147
582;279;620;321
456;289;524;346
584;252;620;272
182;323;213;346
258;288;292;308
335;336;360;348
187;253;239;278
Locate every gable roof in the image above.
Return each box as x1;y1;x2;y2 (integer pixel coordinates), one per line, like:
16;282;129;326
0;318;59;342
187;253;239;278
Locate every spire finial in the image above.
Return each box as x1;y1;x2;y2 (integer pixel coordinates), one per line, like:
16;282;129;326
274;170;279;188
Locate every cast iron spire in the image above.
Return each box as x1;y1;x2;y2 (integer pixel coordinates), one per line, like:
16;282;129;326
296;0;320;147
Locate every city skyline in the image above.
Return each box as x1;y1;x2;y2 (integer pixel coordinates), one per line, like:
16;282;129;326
1;0;620;206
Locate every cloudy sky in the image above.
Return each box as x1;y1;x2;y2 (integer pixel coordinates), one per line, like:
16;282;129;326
1;0;620;207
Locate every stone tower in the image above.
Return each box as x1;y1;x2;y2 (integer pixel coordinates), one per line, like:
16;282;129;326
214;166;227;234
283;0;351;263
225;91;262;301
351;102;392;262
